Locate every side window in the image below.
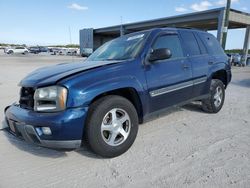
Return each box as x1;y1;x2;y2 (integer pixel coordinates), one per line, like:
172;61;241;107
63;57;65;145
194;33;207;54
199;33;225;55
152;34;183;59
179;31;200;56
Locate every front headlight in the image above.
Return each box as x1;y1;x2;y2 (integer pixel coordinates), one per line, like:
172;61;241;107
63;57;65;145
34;86;67;112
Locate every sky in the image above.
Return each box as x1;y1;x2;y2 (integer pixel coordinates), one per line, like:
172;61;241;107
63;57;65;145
0;0;249;49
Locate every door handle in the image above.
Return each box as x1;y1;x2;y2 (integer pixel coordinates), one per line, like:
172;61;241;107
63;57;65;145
182;64;189;69
208;61;214;65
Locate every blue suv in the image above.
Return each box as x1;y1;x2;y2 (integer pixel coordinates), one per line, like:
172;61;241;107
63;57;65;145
5;28;231;157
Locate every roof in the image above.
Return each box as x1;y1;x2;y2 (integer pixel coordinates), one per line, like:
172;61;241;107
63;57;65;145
92;8;250;36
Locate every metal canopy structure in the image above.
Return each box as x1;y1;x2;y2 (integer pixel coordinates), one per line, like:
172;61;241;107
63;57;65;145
94;8;249;34
80;7;250;64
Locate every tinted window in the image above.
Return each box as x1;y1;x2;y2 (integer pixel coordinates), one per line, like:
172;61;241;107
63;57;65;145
194;33;207;54
152;34;183;58
179;31;200;56
199;33;224;55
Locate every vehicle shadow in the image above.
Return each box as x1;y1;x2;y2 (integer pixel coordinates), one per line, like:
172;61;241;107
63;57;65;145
182;102;204;113
75;143;103;159
1;120;101;159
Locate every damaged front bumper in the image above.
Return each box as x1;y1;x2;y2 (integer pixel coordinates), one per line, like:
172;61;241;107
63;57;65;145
4;104;88;149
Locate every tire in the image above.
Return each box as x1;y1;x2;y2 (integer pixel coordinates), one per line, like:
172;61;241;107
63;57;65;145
85;95;139;158
8;50;13;54
202;79;225;113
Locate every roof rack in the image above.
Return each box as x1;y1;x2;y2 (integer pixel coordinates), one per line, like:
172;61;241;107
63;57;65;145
173;26;204;31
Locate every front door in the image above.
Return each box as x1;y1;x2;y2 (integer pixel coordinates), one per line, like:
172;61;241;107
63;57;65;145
145;33;193;113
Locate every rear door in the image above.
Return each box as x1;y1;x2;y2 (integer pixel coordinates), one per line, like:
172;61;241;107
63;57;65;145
179;30;210;98
145;32;193;113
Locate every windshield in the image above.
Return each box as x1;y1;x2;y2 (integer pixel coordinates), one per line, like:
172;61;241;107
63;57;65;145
88;31;148;61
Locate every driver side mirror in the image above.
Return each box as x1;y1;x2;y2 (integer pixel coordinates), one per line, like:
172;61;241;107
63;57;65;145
148;48;172;62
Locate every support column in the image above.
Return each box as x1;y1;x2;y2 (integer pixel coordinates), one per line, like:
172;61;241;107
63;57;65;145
217;9;225;45
120;25;125;36
241;26;250;66
221;0;231;49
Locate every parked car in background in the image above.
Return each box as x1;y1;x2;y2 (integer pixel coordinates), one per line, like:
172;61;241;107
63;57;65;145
5;46;29;54
3;46;11;53
66;48;79;56
59;48;79;56
29;46;48;54
247;54;250;66
58;48;68;55
232;53;242;66
81;48;93;57
29;47;40;54
226;53;233;64
49;47;61;55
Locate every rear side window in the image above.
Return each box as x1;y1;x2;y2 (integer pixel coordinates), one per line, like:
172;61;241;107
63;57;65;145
199;33;225;55
194;33;207;54
179;31;200;56
152;34;183;59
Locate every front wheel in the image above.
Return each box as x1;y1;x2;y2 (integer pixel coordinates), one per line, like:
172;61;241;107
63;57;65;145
202;79;225;113
85;95;139;158
8;50;14;54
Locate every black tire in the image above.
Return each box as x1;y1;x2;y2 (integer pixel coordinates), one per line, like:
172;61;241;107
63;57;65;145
85;95;139;158
8;50;13;54
202;79;225;113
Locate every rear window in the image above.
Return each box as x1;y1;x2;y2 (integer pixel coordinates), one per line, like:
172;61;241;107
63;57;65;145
199;33;225;55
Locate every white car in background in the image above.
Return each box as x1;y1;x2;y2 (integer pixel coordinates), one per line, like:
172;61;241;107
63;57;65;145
59;48;79;56
5;46;29;54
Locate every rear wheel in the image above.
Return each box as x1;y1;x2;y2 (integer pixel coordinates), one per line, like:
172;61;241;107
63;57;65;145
202;79;225;113
23;51;28;55
85;95;139;158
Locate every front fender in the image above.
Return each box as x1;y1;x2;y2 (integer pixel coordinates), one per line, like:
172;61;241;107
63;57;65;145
66;76;145;108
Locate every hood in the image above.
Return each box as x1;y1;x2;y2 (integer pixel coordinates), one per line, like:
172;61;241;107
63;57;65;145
20;60;119;87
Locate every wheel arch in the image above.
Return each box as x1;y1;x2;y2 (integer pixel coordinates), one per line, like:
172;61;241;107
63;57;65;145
211;69;228;88
89;87;144;124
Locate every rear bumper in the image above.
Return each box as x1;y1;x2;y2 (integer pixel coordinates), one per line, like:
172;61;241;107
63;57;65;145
5;104;88;149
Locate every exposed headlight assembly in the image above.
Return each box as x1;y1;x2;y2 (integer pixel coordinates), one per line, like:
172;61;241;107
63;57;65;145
34;86;67;112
